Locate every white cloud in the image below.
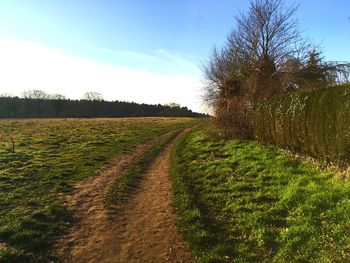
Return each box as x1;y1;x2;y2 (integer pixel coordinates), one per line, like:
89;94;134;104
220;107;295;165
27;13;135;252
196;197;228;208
86;45;202;76
0;38;204;112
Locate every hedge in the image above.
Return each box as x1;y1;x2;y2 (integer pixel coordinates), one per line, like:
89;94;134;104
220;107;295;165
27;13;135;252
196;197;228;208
254;84;350;163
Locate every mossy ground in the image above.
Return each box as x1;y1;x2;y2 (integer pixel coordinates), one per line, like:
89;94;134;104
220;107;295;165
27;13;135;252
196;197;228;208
171;125;350;262
0;117;198;262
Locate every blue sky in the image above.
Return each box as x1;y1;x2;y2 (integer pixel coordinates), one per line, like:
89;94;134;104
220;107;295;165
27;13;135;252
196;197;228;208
0;0;349;112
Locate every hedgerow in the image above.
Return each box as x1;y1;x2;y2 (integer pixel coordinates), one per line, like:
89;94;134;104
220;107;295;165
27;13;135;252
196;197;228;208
254;84;350;163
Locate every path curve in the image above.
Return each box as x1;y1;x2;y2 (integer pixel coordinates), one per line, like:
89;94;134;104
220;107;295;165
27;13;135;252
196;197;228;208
55;130;193;263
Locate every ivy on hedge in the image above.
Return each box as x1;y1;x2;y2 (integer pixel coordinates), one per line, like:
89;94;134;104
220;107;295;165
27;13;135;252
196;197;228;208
254;84;350;163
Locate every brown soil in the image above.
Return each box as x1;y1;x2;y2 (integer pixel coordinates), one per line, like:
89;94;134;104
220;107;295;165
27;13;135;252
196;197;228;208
55;131;193;263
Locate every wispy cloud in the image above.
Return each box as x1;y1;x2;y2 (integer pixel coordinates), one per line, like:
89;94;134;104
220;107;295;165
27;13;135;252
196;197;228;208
0;38;204;112
86;45;202;77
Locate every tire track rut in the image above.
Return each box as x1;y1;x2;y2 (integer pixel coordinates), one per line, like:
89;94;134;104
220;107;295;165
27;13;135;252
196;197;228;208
55;130;193;263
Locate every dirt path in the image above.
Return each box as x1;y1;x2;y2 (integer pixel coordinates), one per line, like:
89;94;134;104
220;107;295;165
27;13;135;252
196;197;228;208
55;131;193;263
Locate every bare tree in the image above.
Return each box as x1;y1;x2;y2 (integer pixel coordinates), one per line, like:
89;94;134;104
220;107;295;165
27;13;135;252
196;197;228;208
0;93;15;98
82;92;104;101
50;94;66;100
22;89;50;117
49;94;67;117
166;102;181;108
203;0;309;137
231;0;304;69
22;89;49;100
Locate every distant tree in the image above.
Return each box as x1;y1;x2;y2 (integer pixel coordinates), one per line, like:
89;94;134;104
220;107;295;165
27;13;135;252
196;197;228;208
82;92;104;101
49;94;67;117
0;90;205;118
22;89;50;117
166;102;181;108
0;93;14;98
0;94;18;118
50;94;66;100
82;92;104;117
22;89;50;100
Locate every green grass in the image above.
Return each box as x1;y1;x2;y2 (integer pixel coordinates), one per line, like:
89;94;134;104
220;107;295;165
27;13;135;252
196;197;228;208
171;125;350;262
0;117;199;262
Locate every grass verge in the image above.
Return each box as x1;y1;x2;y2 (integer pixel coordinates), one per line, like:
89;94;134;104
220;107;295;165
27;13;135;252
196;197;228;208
170;125;350;262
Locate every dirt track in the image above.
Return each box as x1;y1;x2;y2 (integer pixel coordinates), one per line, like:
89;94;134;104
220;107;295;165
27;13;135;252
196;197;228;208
55;131;193;263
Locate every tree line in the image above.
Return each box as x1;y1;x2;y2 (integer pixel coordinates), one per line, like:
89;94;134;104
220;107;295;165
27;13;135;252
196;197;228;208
0;90;206;118
202;0;350;138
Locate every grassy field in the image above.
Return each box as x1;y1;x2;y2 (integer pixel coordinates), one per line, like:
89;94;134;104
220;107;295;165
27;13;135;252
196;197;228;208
171;125;350;262
0;117;198;262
